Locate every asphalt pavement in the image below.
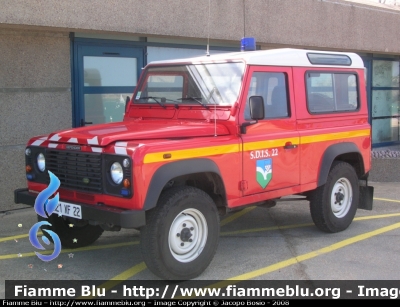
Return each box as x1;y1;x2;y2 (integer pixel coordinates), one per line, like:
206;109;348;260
1;180;400;299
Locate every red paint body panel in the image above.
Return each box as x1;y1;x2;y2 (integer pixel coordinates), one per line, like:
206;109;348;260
22;51;372;217
292;67;371;185
240;66;300;195
41;120;230;147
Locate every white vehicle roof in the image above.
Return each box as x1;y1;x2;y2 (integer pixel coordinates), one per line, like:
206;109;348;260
148;48;364;69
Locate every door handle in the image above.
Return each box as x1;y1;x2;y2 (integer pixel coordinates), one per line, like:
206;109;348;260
80;119;93;126
284;142;298;149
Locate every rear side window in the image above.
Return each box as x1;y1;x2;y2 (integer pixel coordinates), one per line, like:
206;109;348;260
306;72;359;113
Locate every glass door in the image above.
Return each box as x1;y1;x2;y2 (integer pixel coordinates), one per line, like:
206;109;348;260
73;39;144;127
370;59;400;146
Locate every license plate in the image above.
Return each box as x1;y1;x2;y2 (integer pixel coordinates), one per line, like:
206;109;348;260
53;201;82;219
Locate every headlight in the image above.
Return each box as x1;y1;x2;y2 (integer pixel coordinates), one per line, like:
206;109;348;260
110;162;123;184
37;153;45;172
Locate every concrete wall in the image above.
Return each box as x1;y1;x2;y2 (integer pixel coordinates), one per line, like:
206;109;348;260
246;0;400;53
0;29;71;211
1;0;400;54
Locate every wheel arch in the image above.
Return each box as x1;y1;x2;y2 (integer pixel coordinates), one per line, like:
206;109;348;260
317;142;365;187
143;158;226;210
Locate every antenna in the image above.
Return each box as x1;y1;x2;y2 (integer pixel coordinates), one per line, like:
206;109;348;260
243;0;245;38
214;103;217;137
206;0;211;56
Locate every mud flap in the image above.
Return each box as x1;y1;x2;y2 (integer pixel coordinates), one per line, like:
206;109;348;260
358;185;374;210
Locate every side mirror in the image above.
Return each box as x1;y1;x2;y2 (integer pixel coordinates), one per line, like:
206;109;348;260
249;96;265;120
240;96;265;134
125;96;131;113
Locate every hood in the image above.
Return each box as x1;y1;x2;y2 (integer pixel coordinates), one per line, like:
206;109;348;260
46;121;230;147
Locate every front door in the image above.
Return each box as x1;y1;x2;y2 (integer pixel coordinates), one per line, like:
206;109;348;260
73;39;144;127
241;66;300;196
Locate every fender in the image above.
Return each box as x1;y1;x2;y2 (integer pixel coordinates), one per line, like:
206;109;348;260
317;142;364;187
143;158;223;210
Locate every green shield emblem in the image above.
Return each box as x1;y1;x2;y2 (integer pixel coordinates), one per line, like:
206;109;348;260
256;158;272;189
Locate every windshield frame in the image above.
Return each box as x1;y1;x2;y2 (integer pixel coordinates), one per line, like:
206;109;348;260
133;61;245;107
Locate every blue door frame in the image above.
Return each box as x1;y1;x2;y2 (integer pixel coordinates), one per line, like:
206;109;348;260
72;38;145;127
362;56;400;147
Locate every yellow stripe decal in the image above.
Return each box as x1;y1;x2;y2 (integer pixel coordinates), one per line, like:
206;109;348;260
144;144;240;164
243;137;299;151
301;129;370;144
143;129;370;164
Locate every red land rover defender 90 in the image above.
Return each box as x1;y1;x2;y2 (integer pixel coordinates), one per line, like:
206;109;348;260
15;47;374;280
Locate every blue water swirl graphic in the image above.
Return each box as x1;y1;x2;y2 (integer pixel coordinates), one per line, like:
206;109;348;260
34;171;60;218
29;170;62;261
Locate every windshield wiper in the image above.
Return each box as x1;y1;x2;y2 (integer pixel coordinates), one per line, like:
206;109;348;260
178;97;210;110
138;96;166;109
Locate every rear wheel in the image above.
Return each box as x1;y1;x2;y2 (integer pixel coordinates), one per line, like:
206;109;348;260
140;186;220;280
310;162;359;233
38;215;104;248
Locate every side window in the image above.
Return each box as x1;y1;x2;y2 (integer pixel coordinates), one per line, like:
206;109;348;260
244;72;289;120
306;72;358;113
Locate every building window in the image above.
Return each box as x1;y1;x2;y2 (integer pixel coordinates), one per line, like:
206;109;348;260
371;60;400;145
147;47;227;62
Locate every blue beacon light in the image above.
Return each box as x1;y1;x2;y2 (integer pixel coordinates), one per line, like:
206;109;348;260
241;37;256;51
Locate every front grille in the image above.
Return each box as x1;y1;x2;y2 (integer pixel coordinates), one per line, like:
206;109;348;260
46;150;102;193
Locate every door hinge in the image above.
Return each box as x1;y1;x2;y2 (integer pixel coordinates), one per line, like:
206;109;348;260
239;180;248;191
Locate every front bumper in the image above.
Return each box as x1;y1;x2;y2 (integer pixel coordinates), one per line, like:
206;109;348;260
14;188;146;229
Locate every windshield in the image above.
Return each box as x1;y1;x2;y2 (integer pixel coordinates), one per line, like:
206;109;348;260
134;62;245;106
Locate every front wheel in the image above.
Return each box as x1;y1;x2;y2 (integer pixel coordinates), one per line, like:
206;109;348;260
140;186;220;280
310;162;359;233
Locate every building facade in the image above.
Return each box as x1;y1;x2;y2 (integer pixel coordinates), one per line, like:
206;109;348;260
1;0;400;211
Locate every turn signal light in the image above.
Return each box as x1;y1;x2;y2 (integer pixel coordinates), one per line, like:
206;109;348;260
26;165;32;173
123;178;131;188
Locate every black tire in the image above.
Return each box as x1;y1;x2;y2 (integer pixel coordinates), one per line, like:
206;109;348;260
38;214;104;248
140;186;220;280
310;161;359;233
